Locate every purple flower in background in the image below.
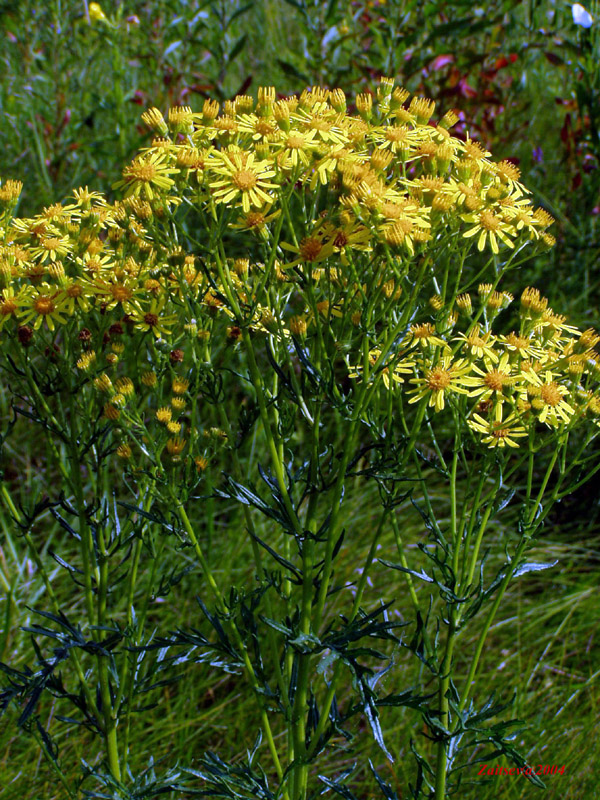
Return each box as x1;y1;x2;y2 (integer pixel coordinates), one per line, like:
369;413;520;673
532;146;544;163
572;3;594;27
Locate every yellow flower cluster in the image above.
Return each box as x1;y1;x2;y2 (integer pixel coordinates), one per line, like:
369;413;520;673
0;82;595;461
129;79;555;254
348;286;600;447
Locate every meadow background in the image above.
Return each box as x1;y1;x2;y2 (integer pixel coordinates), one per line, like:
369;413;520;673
0;1;599;798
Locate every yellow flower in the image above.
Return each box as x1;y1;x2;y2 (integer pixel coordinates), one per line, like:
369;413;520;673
455;325;499;362
209;151;278;213
461;352;517;420
29;235;72;263
404;323;447;351
19;285;69;331
468;412;528;448
88;2;108;22
462;210;516;254
408;356;471;412
113;151;179;200
129;298;178;338
524;369;575;427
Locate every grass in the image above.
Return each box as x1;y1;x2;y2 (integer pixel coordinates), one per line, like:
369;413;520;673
1;453;599;798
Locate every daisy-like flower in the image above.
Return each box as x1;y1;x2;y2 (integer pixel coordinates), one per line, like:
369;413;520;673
373;123;422;157
408;355;471;411
291;107;348;147
0;286;29;331
29;235;72;263
462;209;516;254
404;322;447;351
19;284;69;331
461;352;517;420
129;297;178;338
347;348;415;389
280;233;336;267
209;151;278;213
468;411;528;448
229;205;281;239
454;325;499;362
113;151;179;200
523;369;575;427
499;331;542;360
237;113;281;144
59;279;93;314
86;274;141;313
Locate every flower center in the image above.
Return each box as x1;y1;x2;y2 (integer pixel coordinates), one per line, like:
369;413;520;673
127;163;156;182
286;135;305;149
1;300;17;316
480;211;500;231
232;170;258;191
309;117;331;132
34;296;55;315
144;312;159;327
246;212;265;227
412;323;435;339
484;370;508;392
540;383;562;407
299;237;323;262
111;285;133;302
386;126;409;143
427;367;452;391
43;237;62;250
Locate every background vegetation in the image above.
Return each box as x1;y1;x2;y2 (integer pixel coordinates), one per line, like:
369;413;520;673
0;1;598;798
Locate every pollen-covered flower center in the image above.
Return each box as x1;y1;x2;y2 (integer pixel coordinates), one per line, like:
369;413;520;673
540;383;562;406
246;212;265;227
33;296;55;315
286;135;305;149
67;284;83;297
1;300;17;316
427;367;452;391
144;312;159;327
255;120;274;136
232;169;258;191
43;237;62;250
309;117;331;132
479;212;500;231
492;428;511;439
412;323;435;339
299;236;323;261
127;164;157;182
508;334;530;349
484;370;508;391
111;285;133;302
386;126;409;143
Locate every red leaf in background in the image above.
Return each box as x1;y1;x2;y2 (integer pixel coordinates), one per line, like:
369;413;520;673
494;56;509;70
130;90;145;105
458;78;478;99
509;53;518;63
572;172;582;190
430;54;454;72
544;51;563;66
560;114;572;146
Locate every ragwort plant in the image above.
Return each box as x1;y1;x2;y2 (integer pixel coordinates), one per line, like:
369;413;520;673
1;79;599;799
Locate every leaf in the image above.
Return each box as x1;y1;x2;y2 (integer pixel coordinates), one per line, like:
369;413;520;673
379;559;434;584
513;559;558;578
228;33;248;64
276;59;310;84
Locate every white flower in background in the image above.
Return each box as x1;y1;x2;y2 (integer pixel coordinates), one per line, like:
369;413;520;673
572;3;594;27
